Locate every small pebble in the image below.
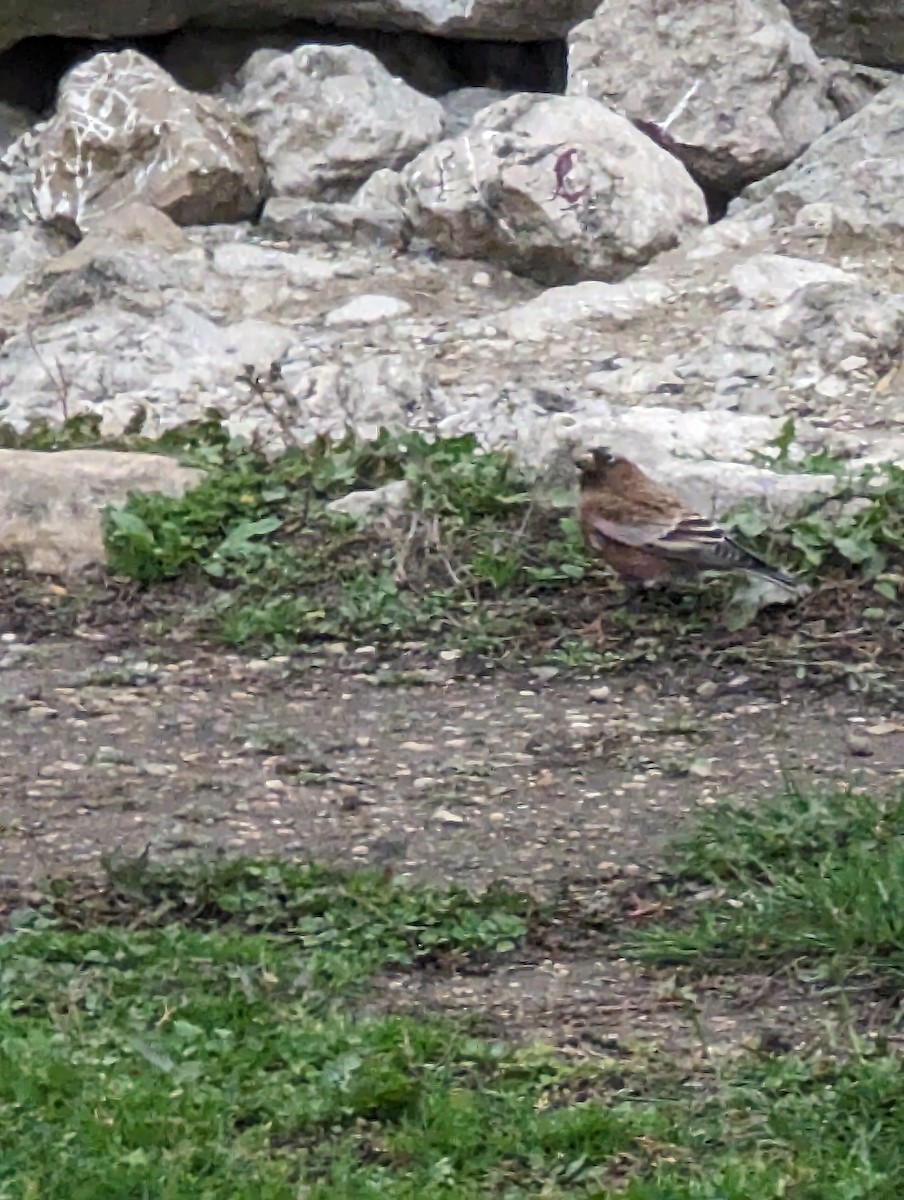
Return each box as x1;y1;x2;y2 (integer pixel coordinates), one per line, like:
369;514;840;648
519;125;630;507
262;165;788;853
431;807;465;824
530;666;559;682
846;733;873;757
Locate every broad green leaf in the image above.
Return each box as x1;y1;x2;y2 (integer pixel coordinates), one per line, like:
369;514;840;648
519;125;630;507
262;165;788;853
106;508;155;543
216;516;283;555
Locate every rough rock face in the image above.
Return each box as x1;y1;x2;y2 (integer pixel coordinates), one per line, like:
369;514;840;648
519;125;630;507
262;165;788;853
440;87;510;138
31;50;265;235
234;43;445;200
0;224;61;298
402;93;708;285
1;63;901;513
258;155;410;245
0;449;203;575
733;83;904;240
822;61;899;123
0;0;600;52
259;194;407;247
495;277;677;342
567;0;840;192
0;19;902;568
784;0;904;69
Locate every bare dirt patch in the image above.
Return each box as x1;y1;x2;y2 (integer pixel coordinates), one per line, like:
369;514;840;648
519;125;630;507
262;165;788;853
1;631;898;890
2;565;901;1074
375;951;849;1071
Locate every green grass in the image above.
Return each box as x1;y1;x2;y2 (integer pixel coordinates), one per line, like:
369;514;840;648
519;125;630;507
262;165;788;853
730;418;904;602
641;1052;904;1199
627;787;904;983
2;828;904;1199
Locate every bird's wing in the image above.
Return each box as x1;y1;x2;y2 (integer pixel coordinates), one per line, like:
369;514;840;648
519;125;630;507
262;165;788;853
586;511;724;553
655;515;730;556
586;508;796;583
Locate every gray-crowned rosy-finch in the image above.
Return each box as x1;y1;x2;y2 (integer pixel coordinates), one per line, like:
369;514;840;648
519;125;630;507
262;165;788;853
576;447;796;588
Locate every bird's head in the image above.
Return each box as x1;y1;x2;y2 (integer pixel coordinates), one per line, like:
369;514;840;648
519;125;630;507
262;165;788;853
574;446;616;485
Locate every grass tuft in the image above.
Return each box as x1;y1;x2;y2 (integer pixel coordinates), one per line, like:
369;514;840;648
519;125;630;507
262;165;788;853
627;787;904;983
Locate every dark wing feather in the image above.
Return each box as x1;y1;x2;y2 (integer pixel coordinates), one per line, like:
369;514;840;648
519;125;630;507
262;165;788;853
657;515;728;552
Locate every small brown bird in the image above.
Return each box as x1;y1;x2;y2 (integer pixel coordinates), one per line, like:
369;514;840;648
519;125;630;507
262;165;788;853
576;447;796;589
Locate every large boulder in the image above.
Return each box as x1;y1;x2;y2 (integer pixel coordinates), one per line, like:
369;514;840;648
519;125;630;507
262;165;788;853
32;50;265;235
235;43;444;200
568;0;840;192
402;93;708;285
0;448;203;576
732;83;904;242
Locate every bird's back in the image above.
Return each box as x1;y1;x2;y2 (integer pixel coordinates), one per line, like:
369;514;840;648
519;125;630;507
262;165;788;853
579;457;687;526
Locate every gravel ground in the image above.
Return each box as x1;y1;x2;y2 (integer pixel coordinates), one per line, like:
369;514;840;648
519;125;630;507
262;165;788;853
2;636;899;889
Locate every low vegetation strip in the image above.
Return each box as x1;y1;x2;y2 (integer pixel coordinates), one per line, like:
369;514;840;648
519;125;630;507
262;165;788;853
91;421;903;653
2;420;903;695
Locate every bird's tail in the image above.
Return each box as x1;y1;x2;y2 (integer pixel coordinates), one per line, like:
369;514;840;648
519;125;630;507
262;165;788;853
736;547;799;590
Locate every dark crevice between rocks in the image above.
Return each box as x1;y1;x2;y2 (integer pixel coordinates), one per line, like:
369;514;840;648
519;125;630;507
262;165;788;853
440;37;566;93
630;118;738;223
701;185;734;223
0;27;566;118
0;34;171;112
